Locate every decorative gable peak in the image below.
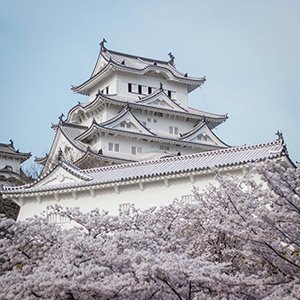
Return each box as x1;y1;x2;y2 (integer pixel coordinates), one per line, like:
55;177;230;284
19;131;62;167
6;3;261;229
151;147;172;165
180;121;228;148
101;107;153;135
137;89;187;112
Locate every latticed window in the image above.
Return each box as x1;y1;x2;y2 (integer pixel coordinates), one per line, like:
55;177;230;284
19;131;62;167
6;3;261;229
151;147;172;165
47;212;70;224
108;142;119;152
119;203;135;216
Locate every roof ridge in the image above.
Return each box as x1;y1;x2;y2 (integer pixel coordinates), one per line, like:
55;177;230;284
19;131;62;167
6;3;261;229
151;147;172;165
84;138;281;175
93;93;226;121
60;122;89;129
106;49;169;65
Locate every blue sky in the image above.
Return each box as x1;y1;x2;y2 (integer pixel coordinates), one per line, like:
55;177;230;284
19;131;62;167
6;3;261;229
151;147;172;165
1;0;299;168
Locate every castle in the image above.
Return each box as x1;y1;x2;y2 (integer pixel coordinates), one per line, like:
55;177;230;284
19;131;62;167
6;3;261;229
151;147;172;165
2;40;293;222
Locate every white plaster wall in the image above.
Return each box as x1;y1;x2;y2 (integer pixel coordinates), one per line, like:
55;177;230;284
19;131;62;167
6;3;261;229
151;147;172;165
16;171;223;221
89;74;117;101
116;73;188;106
92;133;198;159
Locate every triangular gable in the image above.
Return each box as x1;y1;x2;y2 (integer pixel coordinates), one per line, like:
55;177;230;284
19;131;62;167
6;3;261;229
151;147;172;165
41;124;87;176
137;90;187;112
180;122;228;147
76;107;154;143
100;108;154;135
27;160;92;191
91;51;110;77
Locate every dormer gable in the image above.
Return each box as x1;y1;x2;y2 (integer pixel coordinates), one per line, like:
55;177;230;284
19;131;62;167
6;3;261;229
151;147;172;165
180;122;228;148
76;107;154;144
39;164;90;188
137;89;187;112
6;158;92;195
101;107;154;135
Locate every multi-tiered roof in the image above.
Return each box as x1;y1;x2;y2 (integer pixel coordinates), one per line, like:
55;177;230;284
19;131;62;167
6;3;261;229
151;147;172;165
4;136;292;197
0;141;31;186
36;40;229;175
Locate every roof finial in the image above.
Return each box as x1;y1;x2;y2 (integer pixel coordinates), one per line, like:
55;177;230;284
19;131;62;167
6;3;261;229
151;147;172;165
159;82;163;91
100;38;107;51
275;130;284;143
59;113;65;124
9;139;14;148
168;52;175;66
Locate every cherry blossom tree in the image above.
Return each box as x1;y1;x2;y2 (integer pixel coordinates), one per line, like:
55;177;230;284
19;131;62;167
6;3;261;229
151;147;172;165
0;161;299;299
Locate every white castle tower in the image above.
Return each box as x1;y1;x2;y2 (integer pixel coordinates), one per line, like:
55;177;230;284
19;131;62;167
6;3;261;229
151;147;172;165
36;39;228;174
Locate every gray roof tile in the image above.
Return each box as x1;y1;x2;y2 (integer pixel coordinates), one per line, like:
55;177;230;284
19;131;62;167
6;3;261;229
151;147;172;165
2;138;288;195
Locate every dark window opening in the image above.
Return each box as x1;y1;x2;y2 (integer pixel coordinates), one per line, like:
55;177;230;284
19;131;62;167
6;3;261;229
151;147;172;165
148;87;152;94
138;85;142;94
128;83;132;92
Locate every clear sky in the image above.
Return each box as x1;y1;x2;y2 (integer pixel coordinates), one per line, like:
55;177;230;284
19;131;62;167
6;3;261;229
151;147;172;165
0;0;299;168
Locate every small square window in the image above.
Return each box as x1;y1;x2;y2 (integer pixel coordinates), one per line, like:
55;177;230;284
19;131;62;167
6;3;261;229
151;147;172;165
153;119;157;123
147;117;151;122
137;147;142;153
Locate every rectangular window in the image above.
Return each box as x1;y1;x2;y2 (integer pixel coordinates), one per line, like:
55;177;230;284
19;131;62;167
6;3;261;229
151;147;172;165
120;122;125;128
169;126;178;135
142;85;148;95
131;84;138;93
105;86;109;94
131;146;136;155
138;85;142;94
168;90;172;98
137;147;142;153
109;142;119;152
148;87;152;94
160;145;170;151
153;119;157;123
128;83;132;93
147;117;151;122
119;203;134;216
